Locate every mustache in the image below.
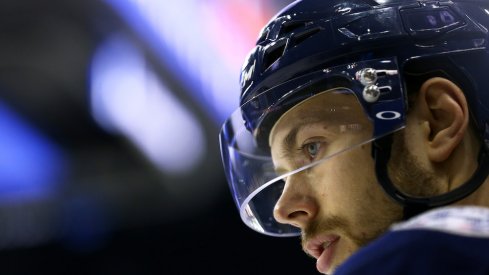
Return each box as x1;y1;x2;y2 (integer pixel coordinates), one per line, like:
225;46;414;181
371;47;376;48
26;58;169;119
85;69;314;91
301;215;348;255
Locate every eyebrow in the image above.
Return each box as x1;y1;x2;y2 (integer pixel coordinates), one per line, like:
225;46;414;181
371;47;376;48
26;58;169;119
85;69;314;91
279;116;327;158
282;126;300;158
272;126;300;175
272;116;330;175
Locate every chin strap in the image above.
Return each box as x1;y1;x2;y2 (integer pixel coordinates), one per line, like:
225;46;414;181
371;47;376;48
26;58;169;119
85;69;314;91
372;134;489;220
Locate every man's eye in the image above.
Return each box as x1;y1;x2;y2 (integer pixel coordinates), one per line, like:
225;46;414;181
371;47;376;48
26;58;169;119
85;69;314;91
301;142;321;160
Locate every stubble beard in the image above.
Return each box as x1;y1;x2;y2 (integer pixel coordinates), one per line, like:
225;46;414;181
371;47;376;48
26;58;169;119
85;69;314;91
388;132;441;197
301;215;385;254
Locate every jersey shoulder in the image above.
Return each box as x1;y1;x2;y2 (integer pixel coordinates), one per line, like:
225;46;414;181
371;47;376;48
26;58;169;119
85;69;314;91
335;206;489;275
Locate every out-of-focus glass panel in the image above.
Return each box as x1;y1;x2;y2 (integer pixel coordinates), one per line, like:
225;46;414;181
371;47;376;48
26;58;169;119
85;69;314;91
90;34;205;174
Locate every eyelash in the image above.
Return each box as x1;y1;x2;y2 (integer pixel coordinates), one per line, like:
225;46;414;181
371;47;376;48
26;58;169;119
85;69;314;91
298;140;324;161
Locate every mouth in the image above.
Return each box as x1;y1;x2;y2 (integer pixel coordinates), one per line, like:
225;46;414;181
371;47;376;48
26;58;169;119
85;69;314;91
304;234;340;274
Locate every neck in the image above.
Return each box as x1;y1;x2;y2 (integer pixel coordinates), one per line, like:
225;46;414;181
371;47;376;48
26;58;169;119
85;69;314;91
447;127;489;208
446;129;480;191
455;177;489;207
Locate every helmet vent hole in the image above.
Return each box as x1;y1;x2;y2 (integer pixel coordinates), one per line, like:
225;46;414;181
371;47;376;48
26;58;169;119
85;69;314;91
257;28;270;44
280;21;309;36
293;27;321;46
263;43;286;72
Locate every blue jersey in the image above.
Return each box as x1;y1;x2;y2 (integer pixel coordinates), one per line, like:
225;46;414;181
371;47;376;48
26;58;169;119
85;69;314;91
335;206;489;275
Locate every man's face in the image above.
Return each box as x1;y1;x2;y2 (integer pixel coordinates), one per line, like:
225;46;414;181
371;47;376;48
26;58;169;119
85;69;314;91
269;91;403;274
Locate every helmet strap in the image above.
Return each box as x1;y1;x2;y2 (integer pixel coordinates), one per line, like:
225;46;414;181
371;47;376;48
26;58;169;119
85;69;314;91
372;134;489;220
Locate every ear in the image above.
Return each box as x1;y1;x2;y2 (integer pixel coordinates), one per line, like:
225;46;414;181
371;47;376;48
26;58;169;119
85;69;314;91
415;77;469;162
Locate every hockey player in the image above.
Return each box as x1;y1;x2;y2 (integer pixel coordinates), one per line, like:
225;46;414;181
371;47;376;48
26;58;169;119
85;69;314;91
219;0;489;274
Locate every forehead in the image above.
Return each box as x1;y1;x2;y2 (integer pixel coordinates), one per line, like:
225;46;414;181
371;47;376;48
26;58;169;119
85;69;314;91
269;91;366;145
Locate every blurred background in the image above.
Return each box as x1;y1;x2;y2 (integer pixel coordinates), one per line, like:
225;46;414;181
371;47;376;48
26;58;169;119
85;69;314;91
0;0;318;274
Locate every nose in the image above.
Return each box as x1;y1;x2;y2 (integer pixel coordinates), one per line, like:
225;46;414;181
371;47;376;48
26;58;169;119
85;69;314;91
273;176;318;229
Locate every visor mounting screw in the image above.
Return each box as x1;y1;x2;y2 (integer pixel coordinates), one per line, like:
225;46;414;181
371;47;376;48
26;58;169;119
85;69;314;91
363;85;380;103
357;68;378;86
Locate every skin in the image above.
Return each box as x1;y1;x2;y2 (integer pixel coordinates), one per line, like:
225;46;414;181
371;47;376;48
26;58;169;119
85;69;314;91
269;78;489;274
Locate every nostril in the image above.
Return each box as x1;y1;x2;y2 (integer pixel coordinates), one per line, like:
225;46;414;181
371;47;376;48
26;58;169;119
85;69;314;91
273;195;318;228
286;210;311;229
273;175;318;228
288;210;310;220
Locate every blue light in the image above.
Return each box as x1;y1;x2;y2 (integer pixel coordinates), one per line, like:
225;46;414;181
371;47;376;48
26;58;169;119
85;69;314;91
0;101;64;202
104;0;242;124
90;34;206;174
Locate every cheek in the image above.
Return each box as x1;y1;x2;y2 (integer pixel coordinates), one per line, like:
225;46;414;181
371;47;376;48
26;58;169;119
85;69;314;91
308;145;394;218
316;146;375;190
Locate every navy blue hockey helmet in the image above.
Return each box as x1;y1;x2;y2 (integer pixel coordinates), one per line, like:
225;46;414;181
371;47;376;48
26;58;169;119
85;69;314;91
220;0;489;236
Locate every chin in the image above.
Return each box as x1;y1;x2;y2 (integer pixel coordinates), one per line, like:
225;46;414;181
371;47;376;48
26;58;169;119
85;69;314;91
328;238;359;274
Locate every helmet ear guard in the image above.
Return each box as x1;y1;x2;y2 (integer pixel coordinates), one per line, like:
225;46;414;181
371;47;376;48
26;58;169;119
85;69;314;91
373;134;489;219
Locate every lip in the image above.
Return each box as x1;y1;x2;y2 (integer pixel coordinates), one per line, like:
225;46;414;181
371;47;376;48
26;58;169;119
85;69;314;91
304;234;340;274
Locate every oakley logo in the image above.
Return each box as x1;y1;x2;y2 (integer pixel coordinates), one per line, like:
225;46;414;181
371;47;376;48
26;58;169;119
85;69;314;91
376;111;401;120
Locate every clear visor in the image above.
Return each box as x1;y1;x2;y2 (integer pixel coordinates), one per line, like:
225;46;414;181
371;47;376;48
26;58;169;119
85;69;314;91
220;58;405;236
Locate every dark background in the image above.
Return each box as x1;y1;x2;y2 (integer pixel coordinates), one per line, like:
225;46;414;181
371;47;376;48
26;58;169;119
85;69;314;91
0;0;317;274
0;196;313;274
